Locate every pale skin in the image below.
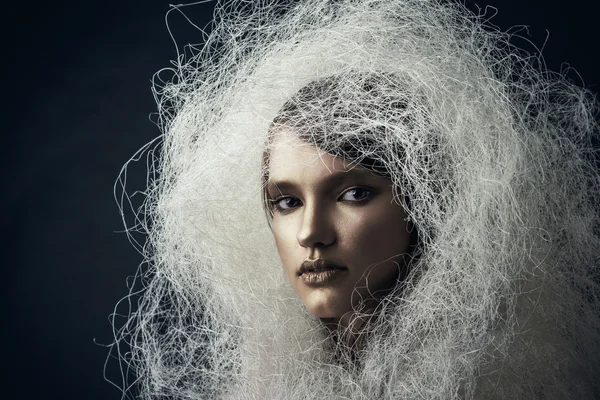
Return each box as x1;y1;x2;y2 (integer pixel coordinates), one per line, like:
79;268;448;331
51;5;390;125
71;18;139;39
267;131;412;332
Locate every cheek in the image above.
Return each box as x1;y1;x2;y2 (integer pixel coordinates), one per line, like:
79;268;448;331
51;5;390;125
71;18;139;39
272;218;299;273
344;206;410;260
343;208;409;295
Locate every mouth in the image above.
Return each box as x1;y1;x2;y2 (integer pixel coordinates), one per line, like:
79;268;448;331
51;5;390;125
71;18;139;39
298;259;346;275
297;260;347;285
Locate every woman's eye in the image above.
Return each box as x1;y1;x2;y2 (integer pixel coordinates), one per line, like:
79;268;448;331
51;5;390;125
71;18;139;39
273;197;301;211
340;187;373;202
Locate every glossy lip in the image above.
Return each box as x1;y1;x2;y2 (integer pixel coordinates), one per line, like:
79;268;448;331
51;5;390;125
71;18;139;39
300;268;347;285
298;259;347;275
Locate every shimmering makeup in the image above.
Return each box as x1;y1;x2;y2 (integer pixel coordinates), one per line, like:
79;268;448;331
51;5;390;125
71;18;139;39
268;131;412;325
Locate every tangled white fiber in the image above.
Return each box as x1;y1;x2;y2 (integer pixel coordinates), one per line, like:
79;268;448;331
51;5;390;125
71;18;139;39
112;0;600;398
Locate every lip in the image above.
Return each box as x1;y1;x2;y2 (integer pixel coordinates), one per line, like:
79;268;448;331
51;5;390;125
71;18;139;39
298;259;346;275
298;259;347;285
300;268;347;285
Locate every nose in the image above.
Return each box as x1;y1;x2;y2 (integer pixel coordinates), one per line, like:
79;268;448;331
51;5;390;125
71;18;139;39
296;201;336;249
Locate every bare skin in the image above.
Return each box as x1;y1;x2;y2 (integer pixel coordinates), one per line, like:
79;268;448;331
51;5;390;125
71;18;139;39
267;132;412;334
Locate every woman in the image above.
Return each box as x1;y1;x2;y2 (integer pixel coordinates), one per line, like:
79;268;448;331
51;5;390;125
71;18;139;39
114;0;600;398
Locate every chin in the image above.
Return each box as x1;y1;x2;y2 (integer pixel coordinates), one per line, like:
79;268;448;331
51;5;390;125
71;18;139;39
303;292;349;320
307;307;338;319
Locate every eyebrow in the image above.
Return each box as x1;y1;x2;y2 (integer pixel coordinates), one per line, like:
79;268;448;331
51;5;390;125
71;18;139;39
266;168;375;196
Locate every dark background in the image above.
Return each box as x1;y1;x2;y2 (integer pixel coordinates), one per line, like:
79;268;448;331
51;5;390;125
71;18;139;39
4;1;599;399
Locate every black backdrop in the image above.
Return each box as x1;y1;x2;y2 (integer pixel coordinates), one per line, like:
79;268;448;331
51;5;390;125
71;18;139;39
4;1;599;399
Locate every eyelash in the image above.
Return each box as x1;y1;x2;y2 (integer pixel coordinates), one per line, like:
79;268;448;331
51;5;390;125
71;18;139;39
269;187;375;214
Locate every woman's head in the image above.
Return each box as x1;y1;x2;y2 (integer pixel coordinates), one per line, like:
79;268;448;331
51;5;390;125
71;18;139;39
266;130;412;325
263;73;420;325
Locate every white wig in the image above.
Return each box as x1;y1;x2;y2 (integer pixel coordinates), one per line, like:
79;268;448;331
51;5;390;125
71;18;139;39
113;0;600;398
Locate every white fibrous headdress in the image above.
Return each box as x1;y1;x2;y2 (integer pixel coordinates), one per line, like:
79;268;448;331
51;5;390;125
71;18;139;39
112;0;600;398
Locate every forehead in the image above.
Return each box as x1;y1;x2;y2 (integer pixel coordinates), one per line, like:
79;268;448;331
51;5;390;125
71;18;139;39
266;130;384;196
268;131;354;178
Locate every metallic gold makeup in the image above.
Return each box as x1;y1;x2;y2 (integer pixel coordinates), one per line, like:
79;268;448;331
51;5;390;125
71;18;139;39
268;132;412;325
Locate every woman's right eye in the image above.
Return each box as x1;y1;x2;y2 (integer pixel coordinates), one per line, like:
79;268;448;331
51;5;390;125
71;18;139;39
273;197;301;212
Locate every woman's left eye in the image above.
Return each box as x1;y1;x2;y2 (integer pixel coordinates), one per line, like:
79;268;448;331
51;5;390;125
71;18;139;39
339;187;373;202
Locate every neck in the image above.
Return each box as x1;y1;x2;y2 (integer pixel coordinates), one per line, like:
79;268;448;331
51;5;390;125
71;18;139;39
323;277;402;354
322;299;380;353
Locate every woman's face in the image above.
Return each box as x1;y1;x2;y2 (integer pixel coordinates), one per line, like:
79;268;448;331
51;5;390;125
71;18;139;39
267;131;412;324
